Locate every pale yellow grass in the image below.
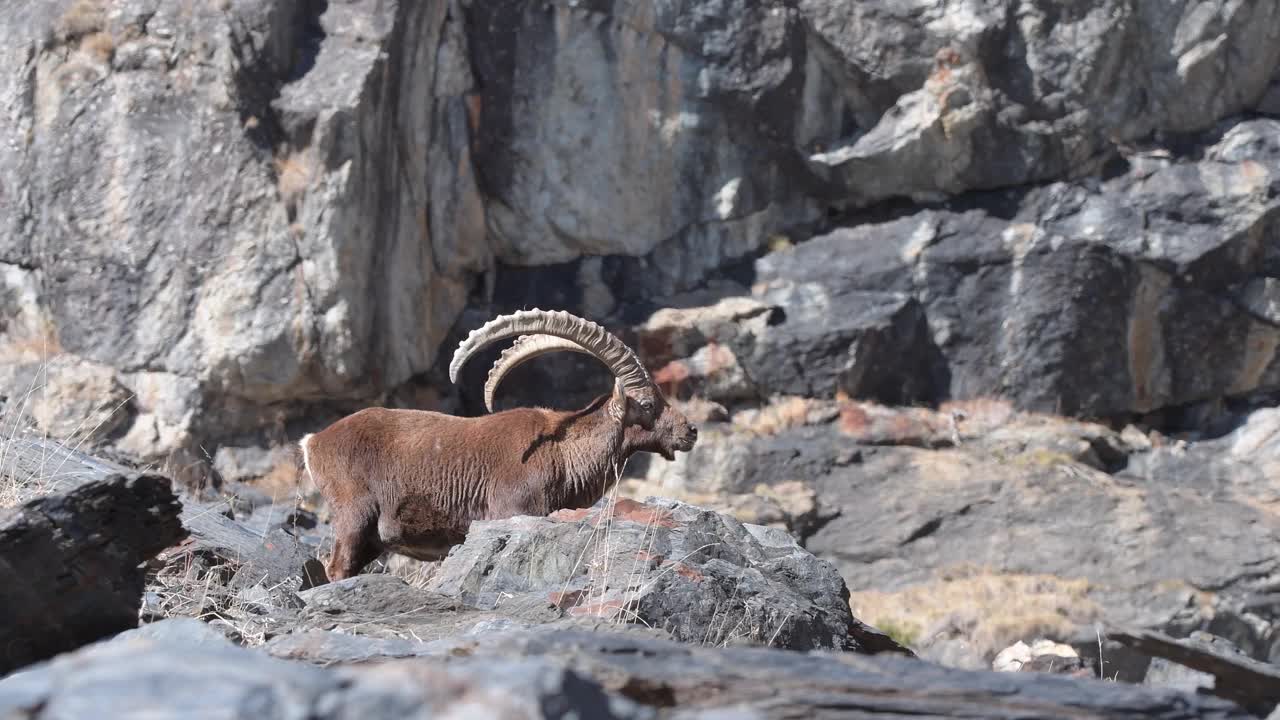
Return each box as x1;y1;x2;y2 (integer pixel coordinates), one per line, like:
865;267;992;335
274;149;315;213
732;396;814;436
57;0;106;41
938;396;1017;433
850;567;1100;658
80;31;115;63
0;320;62;365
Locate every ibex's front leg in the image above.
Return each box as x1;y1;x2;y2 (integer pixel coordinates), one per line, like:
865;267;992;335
326;498;382;581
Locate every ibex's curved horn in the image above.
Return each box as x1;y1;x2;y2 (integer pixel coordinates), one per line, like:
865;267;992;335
450;309;651;393
482;335;594;413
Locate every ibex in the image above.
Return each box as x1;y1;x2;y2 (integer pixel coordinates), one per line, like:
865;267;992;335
300;309;699;581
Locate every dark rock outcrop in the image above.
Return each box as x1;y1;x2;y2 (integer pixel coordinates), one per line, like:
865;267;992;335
1116;628;1280;718
2;436;326;621
627;118;1280;418
0;474;185;674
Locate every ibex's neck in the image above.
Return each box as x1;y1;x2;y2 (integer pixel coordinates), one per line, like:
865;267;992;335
552;394;627;510
621;427;658;459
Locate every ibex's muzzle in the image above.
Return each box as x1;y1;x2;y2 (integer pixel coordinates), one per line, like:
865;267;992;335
677;422;698;451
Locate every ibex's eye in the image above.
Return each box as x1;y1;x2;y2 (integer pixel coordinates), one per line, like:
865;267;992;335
639;399;654;412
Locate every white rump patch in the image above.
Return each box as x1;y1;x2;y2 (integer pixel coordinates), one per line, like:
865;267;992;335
299;433;315;480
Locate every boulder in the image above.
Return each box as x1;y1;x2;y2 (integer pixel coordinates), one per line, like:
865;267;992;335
0;619;645;720
0;473;185;674
993;639;1091;677
28;356;131;441
424;497;906;655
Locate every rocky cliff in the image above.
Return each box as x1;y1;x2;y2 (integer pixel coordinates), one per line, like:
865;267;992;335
5;0;1280;468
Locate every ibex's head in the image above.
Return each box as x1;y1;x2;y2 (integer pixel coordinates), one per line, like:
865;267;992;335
449;309;698;460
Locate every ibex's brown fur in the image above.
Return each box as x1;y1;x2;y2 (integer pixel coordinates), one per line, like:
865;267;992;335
304;372;696;581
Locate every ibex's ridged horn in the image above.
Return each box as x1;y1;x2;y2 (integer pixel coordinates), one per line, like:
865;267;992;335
449;309;650;391
483;334;594;413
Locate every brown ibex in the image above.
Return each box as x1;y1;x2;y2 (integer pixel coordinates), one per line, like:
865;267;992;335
301;309;699;581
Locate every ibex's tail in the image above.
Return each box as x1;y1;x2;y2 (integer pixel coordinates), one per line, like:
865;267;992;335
297;433;316;493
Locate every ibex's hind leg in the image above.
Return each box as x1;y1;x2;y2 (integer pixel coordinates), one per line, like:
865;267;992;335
326;502;382;581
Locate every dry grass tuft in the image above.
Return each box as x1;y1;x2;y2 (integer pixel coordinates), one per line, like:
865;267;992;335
274;149;314;213
0;319;62;365
143;539;281;646
939;396;1017;431
56;0;106;42
733;396;814;436
1006;447;1079;470
377;555;441;589
80;31;115;64
850;567;1100;659
0;357;132;508
254;453;304;503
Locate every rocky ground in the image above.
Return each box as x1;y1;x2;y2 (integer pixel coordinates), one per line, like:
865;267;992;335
4;0;1280;716
1;438;1278;718
616;390;1280;665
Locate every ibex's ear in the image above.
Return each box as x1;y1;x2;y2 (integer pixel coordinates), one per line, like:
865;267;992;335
611;378;627;408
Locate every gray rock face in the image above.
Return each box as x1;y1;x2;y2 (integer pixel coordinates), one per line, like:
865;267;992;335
737;284;946;405
0;0;485;466
0;618;1253;720
424;497;905;654
467;0;819;276
0;619;647;720
631;117;1280;417
799;0;1280;203
27;356;130;440
5;0;1280;464
628;399;1280;667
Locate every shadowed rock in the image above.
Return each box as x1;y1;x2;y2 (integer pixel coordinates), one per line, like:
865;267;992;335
1114;628;1280;718
0;619;1254;719
0;474;185;674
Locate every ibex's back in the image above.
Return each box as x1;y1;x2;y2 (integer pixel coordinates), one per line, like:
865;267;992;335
303;309;698;582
